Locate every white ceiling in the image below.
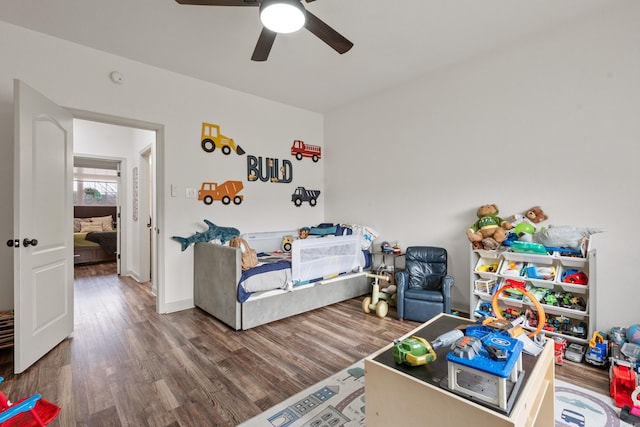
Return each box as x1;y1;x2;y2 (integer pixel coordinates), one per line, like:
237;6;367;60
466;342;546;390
0;0;630;113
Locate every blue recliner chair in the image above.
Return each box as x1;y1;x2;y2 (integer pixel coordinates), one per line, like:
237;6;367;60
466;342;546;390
395;246;454;322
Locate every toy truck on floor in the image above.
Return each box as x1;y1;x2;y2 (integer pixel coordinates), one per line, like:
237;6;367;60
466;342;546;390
198;181;244;205
291;140;321;162
585;331;609;367
291;187;320;207
200;122;245;155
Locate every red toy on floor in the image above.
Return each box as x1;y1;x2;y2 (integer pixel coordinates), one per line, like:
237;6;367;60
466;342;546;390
0;377;60;427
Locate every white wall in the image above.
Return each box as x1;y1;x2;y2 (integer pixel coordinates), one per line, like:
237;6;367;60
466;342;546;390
325;2;640;331
0;21;324;312
2;4;638;332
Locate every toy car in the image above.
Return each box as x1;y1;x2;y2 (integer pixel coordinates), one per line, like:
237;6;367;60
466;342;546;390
585;344;608;367
585;331;609;367
565;343;587;363
392;336;436;366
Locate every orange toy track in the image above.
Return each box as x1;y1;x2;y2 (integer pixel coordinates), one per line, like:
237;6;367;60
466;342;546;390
491;281;546;338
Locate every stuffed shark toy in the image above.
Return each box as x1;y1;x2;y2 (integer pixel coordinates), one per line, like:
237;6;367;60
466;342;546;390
533;226;604;249
172;219;240;251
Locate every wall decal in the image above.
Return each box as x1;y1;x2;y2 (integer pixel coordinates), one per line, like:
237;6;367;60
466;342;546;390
291;140;321;162
200;122;245;155
247;156;293;183
132;166;139;221
291;186;320;207
198;180;244;205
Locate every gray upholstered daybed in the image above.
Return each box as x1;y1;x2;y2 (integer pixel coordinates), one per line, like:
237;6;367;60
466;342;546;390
193;232;371;330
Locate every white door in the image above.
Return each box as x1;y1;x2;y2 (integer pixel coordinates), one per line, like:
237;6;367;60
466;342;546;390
13;80;74;374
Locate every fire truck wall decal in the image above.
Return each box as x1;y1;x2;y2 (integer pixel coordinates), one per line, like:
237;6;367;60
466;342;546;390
198;180;244;205
291;140;321;162
247;156;293;183
200;122;245;155
291;187;321;207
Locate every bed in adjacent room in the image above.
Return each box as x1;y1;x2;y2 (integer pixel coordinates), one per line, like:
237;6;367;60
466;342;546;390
73;205;118;265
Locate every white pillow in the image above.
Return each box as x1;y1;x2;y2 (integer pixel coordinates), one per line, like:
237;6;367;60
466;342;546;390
90;215;114;231
80;221;103;233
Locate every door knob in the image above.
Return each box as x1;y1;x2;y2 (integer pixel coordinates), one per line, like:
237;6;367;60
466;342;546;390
6;239;19;247
23;238;38;247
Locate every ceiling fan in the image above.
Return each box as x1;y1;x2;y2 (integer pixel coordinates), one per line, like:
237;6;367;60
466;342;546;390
175;0;353;61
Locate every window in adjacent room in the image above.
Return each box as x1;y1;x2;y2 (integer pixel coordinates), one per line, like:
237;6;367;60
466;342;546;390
73;167;118;205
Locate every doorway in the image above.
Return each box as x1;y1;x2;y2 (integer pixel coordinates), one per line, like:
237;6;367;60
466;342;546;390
72;117;158;298
73;157;122;274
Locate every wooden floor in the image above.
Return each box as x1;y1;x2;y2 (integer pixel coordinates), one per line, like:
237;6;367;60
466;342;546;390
0;263;609;426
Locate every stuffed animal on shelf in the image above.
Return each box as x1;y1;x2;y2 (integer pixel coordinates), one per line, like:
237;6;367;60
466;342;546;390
526;206;548;224
466;204;512;250
533;226;604;249
505;206;549;229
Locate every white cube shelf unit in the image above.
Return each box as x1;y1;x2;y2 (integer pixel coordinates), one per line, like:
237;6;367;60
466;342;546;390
469;241;595;345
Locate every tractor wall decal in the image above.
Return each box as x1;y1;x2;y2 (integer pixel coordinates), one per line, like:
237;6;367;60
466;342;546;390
200;122;245;155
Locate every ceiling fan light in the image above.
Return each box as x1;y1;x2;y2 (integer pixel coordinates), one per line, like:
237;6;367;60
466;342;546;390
260;1;305;34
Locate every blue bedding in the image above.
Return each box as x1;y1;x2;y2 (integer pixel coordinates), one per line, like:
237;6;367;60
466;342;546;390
237;260;292;303
236;249;371;303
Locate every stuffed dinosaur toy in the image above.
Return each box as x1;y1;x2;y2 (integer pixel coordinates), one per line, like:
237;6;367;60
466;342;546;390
172;219;240;251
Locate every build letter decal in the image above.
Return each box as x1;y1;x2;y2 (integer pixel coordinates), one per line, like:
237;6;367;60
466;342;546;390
247;156;293;183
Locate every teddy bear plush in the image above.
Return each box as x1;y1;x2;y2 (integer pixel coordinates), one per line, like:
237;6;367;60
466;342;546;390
504;206;549;229
525;206;548;224
467;204;511;249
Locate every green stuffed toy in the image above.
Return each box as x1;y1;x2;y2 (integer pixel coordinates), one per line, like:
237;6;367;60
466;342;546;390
466;204;512;250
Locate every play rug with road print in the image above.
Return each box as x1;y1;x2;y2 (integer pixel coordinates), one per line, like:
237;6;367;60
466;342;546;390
555;379;633;427
239;361;634;427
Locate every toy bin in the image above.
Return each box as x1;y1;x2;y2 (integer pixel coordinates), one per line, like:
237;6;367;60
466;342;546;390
553;238;591;266
524;284;550;303
474;278;495;295
499;260;526;277
524;262;558;287
555;265;589;293
556;252;589;268
494;278;527;306
502;249;550;264
474;257;501;279
541;299;588;318
473;299;496;319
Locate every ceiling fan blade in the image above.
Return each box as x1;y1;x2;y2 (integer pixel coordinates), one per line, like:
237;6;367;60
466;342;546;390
304;10;353;54
251;27;277;61
175;0;258;6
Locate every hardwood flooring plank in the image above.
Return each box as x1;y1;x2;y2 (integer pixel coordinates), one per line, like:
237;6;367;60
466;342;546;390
0;261;611;426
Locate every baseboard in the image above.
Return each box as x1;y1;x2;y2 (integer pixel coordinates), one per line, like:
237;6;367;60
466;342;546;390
159;298;194;314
